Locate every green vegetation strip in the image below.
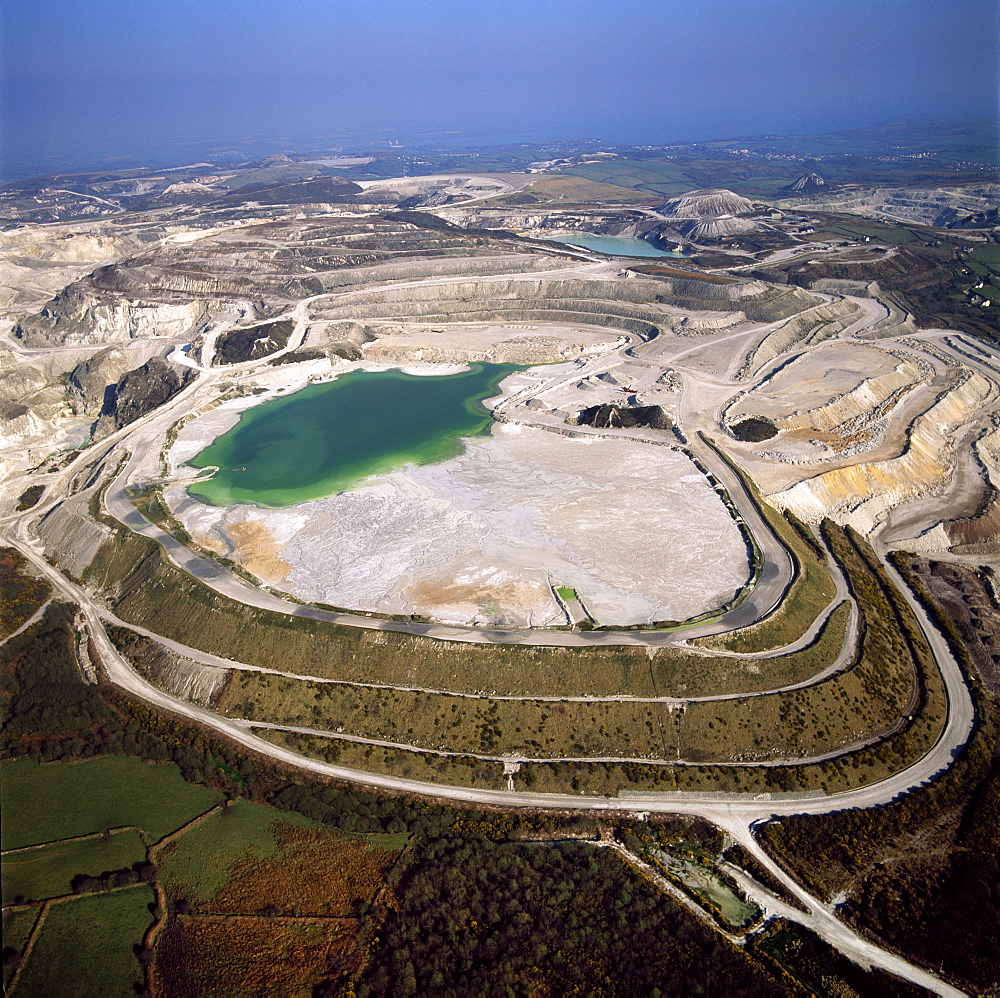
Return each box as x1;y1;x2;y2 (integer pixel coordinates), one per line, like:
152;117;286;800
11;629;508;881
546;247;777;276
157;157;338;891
260;728;511;791
676;524;939;764
229;676;667;759
218;602;849;761
696;506;837;654
86;504;944;794
256;525;947;797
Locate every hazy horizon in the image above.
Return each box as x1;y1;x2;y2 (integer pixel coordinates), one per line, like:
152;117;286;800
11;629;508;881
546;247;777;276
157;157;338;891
2;0;998;177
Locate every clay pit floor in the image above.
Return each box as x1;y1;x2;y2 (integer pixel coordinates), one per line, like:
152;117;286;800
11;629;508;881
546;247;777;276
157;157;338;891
727;342;905;421
167;414;749;628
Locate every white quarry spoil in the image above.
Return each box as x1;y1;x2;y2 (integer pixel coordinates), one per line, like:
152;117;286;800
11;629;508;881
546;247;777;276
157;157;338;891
167;420;749;628
658;189;756;218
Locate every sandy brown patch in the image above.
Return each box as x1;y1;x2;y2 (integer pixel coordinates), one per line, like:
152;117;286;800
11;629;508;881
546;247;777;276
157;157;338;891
778;426;856;448
410;576;549;610
225;520;291;583
191;532;228;556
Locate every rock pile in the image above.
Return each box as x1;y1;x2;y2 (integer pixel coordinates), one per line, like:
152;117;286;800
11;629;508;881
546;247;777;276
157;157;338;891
657;189;765;241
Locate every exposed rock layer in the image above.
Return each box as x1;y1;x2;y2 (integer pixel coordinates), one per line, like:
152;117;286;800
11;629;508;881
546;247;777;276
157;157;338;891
92;357;192;438
573;403;673;431
770;368;997;531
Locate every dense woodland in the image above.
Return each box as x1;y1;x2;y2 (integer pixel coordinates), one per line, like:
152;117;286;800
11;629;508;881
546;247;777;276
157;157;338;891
764;726;999;991
359;837;782;997
0;549;50;636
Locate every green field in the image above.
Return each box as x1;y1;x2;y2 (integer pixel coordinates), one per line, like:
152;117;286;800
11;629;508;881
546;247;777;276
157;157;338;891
966;245;1000;301
11;887;154;998
810;218;921;245
969;244;1000;269
0;757;221;850
157;800;318;902
564;159;699;197
2;908;38;989
525;174;659;203
2;829;146;904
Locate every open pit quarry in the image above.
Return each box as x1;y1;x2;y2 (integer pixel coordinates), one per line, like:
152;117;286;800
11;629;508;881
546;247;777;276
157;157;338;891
2;194;997;599
2;119;999;995
165;386;749;627
0;180;996;828
3;196;997;593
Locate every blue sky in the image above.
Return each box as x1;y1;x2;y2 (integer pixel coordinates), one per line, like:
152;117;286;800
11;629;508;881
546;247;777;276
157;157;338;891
2;0;997;172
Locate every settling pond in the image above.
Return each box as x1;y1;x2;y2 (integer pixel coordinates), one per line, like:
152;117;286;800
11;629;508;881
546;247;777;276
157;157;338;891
545;233;686;258
187;364;520;508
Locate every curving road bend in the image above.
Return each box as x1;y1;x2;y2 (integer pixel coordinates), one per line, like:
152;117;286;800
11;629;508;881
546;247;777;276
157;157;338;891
5;273;974;813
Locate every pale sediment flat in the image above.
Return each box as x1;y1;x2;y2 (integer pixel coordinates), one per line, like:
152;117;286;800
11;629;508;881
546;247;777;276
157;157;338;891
727;342;908;422
167;400;253;466
168;421;749;628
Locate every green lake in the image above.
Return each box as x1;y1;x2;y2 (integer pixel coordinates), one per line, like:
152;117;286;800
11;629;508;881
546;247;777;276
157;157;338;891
546;233;686;258
187;364;520;508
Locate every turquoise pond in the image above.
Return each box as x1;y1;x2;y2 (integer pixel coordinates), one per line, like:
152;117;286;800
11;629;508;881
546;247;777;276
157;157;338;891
546;233;686;258
186;364;521;508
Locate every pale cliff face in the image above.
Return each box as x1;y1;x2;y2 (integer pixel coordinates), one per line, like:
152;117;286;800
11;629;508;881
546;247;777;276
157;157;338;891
768;368;997;533
15;293;205;347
